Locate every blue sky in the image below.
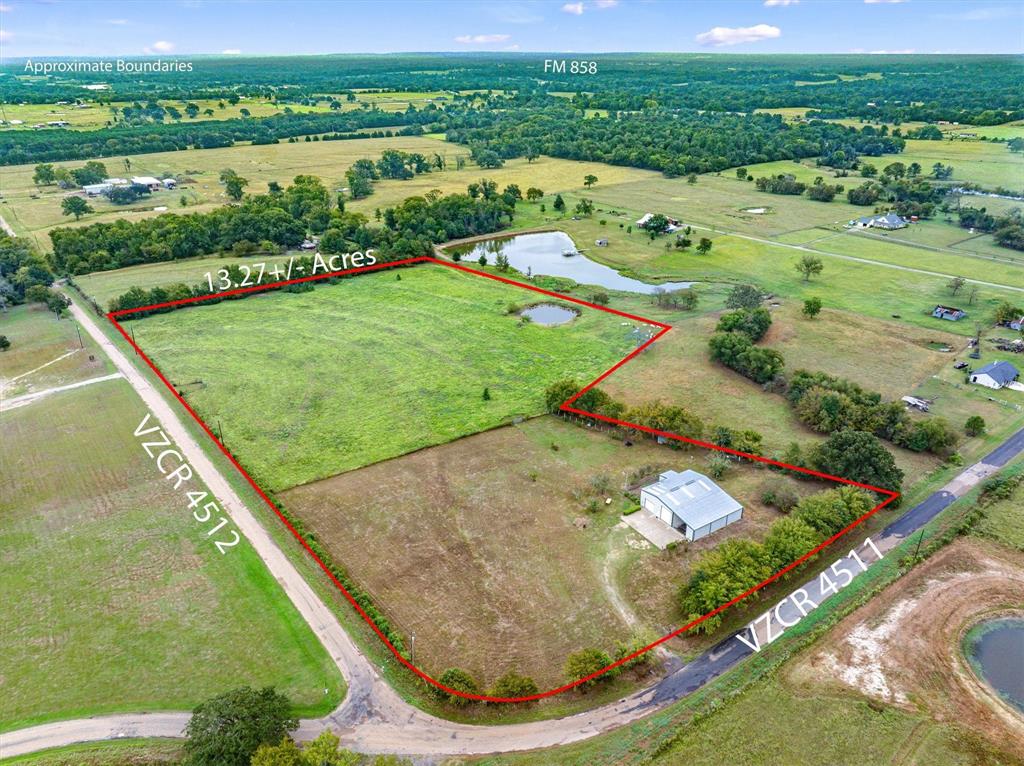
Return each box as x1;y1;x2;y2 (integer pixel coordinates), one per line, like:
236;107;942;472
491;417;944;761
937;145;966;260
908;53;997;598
1;0;1021;58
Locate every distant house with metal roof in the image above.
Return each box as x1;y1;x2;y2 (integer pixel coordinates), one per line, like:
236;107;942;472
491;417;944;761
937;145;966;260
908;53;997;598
932;305;966;321
640;470;743;542
970;360;1020;390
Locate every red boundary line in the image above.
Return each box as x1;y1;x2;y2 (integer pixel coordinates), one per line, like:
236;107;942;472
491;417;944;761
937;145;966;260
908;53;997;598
107;255;901;703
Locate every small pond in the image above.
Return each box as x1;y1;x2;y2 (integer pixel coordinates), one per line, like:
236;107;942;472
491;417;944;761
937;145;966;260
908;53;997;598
453;231;694;295
520;304;577;326
964;617;1024;713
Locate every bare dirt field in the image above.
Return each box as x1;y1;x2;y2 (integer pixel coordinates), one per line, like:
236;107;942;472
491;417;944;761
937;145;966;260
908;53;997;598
787;538;1024;756
279;416;797;690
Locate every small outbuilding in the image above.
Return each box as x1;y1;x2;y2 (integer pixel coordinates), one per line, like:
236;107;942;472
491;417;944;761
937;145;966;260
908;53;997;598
640;470;743;542
970;360;1020;390
932;305;966;321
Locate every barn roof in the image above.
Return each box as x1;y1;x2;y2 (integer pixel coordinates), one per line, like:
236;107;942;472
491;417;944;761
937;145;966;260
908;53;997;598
642;470;742;530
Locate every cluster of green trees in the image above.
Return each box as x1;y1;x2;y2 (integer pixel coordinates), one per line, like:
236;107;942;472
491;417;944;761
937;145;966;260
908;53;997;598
0;234;56;308
957;207;1024;252
344;149;440;199
679;486;875;633
51;176;513;275
181;686;409;766
844;161;951;219
786;370;959;457
445;105;905;178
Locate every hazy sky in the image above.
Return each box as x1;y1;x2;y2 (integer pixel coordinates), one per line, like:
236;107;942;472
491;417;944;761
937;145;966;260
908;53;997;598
1;0;1022;58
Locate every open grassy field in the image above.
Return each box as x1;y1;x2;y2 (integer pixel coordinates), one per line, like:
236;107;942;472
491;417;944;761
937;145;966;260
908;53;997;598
0;304;112;399
0;378;343;731
896;138;1024;190
345;154;653;217
598;301;940;486
281;414;805;689
0;135;471;249
0;89;461;132
644;669;1013;766
74;252;298;310
0;98;328;132
973;461;1024;552
128;263;638;491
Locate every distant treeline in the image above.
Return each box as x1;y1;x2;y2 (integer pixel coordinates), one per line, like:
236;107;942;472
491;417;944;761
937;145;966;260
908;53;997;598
444;105;905;177
0;107;437;165
3;54;1019;128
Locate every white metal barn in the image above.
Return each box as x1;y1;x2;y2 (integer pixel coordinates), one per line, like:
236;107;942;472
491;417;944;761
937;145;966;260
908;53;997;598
640;470;743;542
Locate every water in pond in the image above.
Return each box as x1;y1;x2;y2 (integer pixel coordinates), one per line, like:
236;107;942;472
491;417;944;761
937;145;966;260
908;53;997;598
965;617;1024;713
520;304;576;326
455;231;694;295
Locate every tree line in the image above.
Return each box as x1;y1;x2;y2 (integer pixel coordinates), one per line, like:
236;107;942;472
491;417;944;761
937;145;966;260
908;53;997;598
0;106;439;165
51;175;514;275
444;104;905;178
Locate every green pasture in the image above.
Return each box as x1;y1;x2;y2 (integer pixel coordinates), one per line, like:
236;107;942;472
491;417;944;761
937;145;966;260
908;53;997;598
127;263;637;491
0;379;343;731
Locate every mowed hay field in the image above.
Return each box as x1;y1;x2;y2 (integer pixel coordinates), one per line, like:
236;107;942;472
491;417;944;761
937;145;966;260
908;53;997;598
0;304;111;399
0;379;343;730
129;263;639;491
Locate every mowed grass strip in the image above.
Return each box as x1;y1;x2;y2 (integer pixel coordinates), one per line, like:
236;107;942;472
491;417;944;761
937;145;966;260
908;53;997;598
130;264;639;491
0;380;343;731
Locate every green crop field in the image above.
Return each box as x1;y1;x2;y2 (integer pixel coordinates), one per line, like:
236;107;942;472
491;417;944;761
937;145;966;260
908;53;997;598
127;263;638;491
0;378;343;731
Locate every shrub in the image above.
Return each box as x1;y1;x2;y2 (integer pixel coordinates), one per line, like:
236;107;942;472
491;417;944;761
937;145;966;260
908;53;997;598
760;480;800;512
715;307;772;341
565;648;614;687
434;668;479;706
489;671;539;700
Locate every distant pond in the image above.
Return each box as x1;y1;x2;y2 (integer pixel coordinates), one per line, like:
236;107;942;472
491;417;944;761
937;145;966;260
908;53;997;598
964;617;1024;713
452;231;695;295
520;304;577;326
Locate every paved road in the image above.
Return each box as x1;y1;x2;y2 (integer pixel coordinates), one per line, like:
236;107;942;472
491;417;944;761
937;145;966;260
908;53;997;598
3;296;1023;760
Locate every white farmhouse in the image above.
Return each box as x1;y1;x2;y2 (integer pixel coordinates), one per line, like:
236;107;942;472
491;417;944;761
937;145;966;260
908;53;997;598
640;470;743;542
969;360;1020;390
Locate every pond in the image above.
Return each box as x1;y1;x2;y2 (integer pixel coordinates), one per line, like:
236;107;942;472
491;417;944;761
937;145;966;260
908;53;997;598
964;617;1024;713
453;231;694;295
520;304;577;326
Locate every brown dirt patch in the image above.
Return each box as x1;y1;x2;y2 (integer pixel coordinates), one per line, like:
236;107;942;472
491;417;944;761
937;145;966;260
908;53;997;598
787;538;1024;753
